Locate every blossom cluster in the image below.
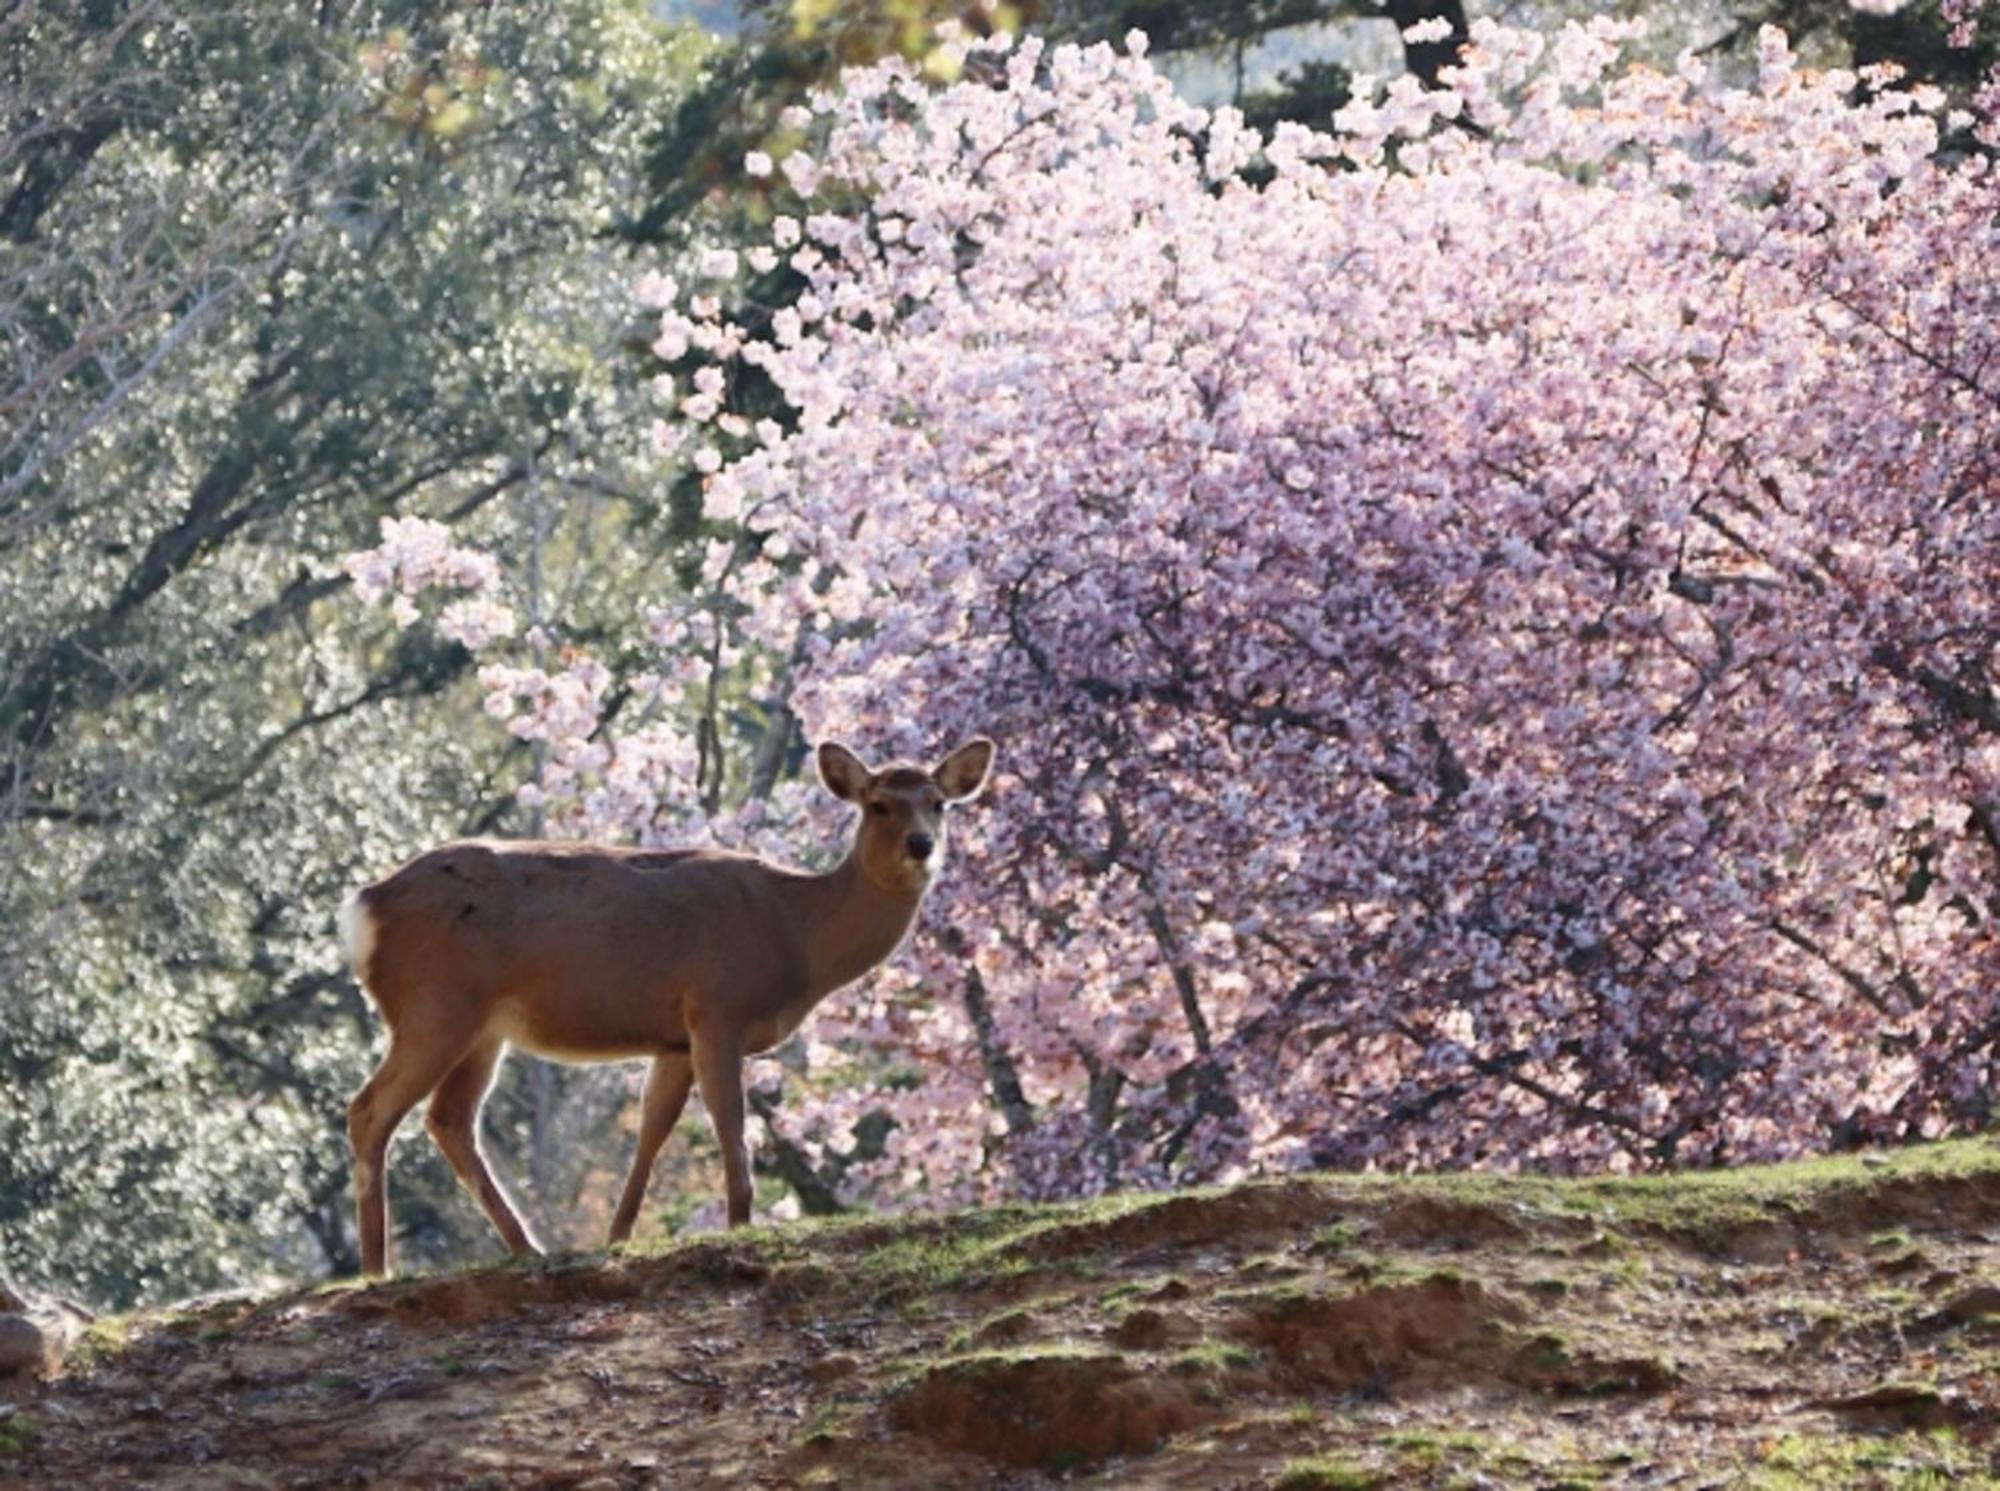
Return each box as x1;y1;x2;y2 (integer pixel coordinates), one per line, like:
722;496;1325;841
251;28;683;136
357;17;1998;1208
678;19;1998;1193
344;516;516;649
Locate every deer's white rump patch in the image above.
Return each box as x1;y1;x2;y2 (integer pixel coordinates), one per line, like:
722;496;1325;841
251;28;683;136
337;890;377;984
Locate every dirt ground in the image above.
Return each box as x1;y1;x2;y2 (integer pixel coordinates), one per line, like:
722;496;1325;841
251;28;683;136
3;1139;1997;1489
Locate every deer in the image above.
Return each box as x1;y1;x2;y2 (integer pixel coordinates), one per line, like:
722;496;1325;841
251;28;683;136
335;736;994;1276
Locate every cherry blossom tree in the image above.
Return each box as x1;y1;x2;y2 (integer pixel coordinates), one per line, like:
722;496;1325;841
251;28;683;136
356;12;1998;1213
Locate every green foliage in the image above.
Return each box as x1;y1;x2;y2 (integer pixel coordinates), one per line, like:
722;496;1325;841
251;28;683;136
0;0;703;1307
633;0;1040;244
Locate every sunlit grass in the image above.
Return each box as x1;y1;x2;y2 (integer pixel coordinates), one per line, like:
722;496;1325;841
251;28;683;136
1736;1429;1982;1489
1273;1456;1386;1491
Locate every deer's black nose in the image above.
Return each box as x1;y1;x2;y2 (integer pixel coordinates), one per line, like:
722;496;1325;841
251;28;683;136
906;834;935;861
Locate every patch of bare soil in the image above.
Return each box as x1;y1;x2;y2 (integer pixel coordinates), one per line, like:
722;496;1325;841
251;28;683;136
1227;1274;1526;1392
890;1350;1207;1466
1370;1195;1533;1247
2;1138;1997;1489
1109;1306;1203;1350
1012;1181;1339;1262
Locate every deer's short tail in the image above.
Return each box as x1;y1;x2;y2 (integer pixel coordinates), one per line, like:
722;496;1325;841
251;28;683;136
337;888;379;988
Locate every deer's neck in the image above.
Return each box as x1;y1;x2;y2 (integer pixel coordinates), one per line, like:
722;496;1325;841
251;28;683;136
800;854;926;1000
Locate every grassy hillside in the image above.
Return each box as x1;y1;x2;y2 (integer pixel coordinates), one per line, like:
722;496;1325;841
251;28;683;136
3;1139;1998;1489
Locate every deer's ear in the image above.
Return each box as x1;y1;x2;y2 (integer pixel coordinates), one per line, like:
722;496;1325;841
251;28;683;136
933;737;995;801
818;741;874;802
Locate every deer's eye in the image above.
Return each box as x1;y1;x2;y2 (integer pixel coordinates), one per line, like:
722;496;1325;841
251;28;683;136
869;802;890;816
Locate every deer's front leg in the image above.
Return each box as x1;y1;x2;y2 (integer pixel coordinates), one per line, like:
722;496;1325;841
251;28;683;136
690;1022;753;1227
609;1049;694;1246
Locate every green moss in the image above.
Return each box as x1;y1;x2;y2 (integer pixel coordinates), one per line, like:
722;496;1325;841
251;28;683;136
922;1342;1107;1375
798;1400;856;1448
1868;1284;1923;1310
1558;1246;1652;1292
1274;1457;1386;1491
1568;1139;1998;1239
0;1410;40;1458
1215;1279;1318;1311
1387;1427;1487;1467
68;1313;136;1369
1238;1250;1308;1282
945;1304;1038;1353
1736;1429;1983;1489
1284;1137;1999;1251
309;1275;373;1298
1100;1273;1195;1310
1167;1341;1257;1374
1309;1220;1358;1252
844;1211;1049;1293
1337;1251;1448;1288
1512;1329;1576;1374
982;1188;1207;1261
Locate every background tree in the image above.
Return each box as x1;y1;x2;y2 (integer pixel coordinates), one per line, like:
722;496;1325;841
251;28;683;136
404;17;1992;1210
0;0;703;1305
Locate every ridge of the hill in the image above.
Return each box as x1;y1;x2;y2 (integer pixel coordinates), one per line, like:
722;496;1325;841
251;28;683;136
3;1139;1997;1488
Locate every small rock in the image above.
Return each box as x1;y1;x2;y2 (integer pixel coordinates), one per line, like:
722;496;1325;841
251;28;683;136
807;1352;859;1385
573;1478;623;1491
1911;1285;2000;1335
170;1360;239;1395
1937;1283;1998;1317
970;1310;1034;1347
0;1315;47;1379
1110;1307;1200;1350
0;1293;81;1384
1872;1248;1929;1277
1832;1384;1931;1406
1112;1308;1173;1349
1809;1382;1955;1429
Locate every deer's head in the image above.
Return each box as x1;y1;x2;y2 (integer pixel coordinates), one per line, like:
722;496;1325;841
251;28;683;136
819;737;995;894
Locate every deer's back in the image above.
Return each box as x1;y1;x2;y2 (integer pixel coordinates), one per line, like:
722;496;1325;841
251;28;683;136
355;839;804;1055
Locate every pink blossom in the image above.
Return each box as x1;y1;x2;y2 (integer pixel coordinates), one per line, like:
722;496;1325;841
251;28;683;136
354;22;1999;1210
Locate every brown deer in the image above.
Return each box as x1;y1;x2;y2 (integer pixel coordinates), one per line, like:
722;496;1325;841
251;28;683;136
336;736;994;1276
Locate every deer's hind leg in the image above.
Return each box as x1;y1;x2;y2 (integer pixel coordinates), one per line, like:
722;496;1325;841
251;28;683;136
349;1026;477;1277
426;1038;542;1260
608;1049;695;1245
